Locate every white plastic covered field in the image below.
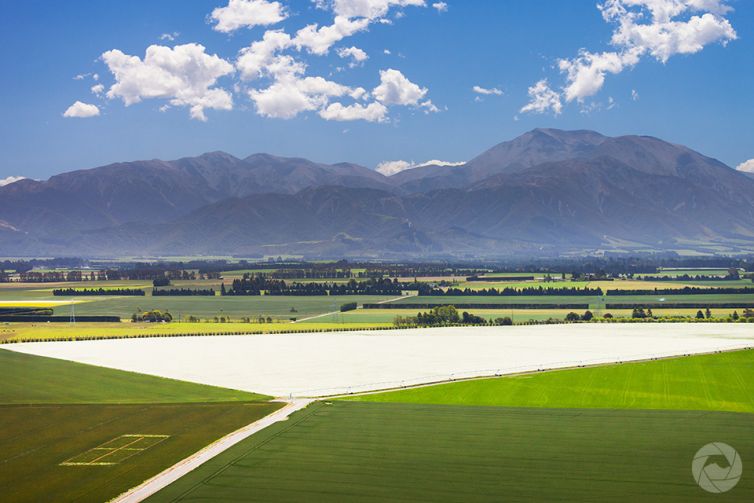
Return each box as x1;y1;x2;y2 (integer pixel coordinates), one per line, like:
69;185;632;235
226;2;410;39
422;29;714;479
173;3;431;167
7;323;754;397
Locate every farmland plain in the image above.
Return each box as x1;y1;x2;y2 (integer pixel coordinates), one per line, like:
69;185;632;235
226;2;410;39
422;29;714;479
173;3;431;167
0;269;751;344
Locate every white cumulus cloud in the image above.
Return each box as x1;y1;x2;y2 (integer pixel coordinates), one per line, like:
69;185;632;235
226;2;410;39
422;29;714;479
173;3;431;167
210;0;287;33
63;101;100;118
332;0;426;20
604;1;736;63
737;159;754;173
337;46;369;67
0;176;27;187
472;85;503;96
559;49;640;103
101;43;234;121
294;16;370;55
520;79;562;115
432;2;448;12
376;159;464;175
237;30;295;80
522;0;737;112
373;68;426;105
69;0;434;124
249;75;365;119
160;32;180;41
319;101;388;122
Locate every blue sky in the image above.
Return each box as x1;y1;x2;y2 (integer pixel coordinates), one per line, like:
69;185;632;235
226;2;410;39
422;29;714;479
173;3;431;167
1;0;752;181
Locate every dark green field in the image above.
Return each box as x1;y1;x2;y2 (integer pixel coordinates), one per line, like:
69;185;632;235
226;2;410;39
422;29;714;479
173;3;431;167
150;401;753;502
0;349;281;503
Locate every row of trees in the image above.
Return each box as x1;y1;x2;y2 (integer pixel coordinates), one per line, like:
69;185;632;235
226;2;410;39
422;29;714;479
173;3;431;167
2;268;220;283
222;274;283;295
222;275;416;296
131;310;173;322
53;288;145;296
431;286;603;297
639;274;739;282
393;305;513;327
607;287;754;296
182;315;276;323
564;307;754;322
152;288;215;296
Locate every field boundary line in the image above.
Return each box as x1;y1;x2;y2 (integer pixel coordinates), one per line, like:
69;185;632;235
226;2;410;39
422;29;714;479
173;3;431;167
109;399;312;503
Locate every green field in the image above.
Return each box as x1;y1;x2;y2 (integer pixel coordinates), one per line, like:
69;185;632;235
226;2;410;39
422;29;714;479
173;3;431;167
0;349;267;403
149;350;754;502
348;349;754;413
56;294;395;319
150;402;753;502
394;294;754;308
0;349;281;502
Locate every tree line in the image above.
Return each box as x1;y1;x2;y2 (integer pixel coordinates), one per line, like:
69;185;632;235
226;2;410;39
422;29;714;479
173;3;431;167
152;288;215;296
428;286;603;297
607;287;754;296
393;305;513;327
53;288;145;296
639;274;740;282
222;275;416;296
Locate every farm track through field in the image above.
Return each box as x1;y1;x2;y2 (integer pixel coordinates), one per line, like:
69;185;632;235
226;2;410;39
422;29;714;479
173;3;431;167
293;295;409;323
112;399;313;503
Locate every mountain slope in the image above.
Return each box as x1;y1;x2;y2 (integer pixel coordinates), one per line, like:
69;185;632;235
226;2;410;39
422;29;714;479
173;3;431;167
76;186;435;257
0;152;391;237
2;129;753;257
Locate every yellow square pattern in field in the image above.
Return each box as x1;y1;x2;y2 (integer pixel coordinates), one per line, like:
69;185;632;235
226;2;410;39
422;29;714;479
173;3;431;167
60;434;170;466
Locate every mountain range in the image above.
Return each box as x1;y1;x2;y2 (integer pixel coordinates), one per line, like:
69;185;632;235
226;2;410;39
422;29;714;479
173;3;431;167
2;128;753;258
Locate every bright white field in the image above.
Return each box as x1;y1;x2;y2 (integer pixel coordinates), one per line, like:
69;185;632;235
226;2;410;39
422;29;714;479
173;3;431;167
7;324;754;397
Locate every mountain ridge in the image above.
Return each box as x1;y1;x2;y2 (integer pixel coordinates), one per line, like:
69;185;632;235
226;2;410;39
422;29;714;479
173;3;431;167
2;129;753;258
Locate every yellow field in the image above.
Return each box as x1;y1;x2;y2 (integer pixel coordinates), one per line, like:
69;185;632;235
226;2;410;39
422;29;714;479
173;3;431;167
0;281;153;290
586;280;697;290
0;321;391;343
0;300;87;307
